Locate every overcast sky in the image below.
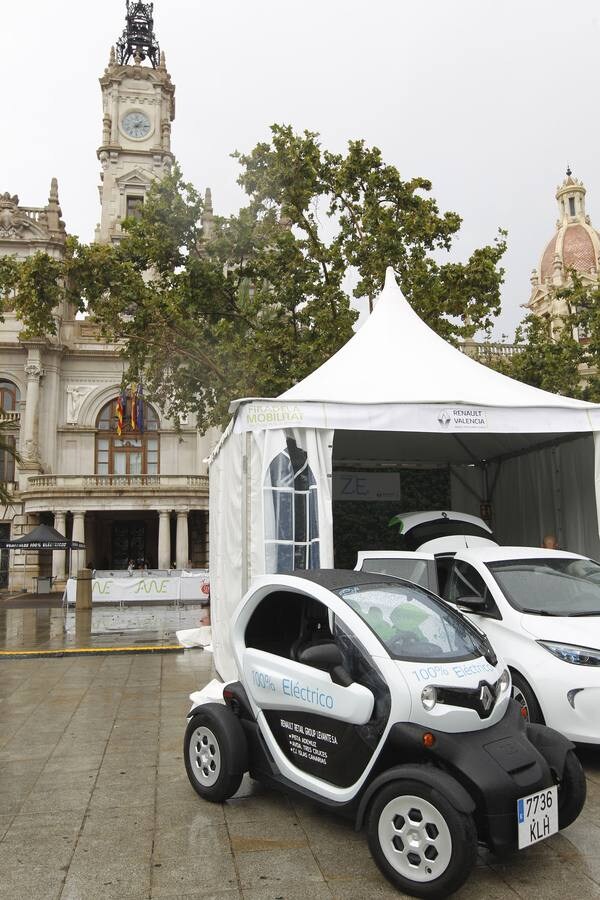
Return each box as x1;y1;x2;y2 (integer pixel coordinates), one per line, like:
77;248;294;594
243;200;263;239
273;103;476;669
3;0;600;336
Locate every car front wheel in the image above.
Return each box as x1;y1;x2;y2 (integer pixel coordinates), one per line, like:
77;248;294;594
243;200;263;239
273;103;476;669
511;671;544;724
366;779;477;898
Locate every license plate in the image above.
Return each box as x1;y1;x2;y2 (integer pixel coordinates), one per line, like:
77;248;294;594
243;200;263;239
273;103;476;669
517;785;558;849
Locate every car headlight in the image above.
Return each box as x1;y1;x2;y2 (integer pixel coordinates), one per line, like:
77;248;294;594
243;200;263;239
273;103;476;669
497;668;511;693
538;641;600;666
421;685;437;711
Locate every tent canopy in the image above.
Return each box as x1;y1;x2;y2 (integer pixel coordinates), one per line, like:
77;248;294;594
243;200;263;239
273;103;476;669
0;523;85;551
278;267;593;409
229;268;600;452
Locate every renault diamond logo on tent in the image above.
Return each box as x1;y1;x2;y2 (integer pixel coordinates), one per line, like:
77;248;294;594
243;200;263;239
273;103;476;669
480;684;494;712
438;409;452;428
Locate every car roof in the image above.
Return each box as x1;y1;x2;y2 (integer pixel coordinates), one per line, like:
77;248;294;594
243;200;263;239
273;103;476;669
291;568;404;591
454;546;586;563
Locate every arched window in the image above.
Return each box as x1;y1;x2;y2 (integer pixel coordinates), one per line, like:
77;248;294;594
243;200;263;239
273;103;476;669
0;382;20;483
95;396;160;475
263;436;319;573
0;381;19;412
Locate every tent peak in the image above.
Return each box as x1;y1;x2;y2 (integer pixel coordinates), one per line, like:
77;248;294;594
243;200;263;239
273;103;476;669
384;266;399;291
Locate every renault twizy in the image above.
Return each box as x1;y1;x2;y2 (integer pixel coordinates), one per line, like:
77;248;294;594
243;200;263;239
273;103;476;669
184;570;585;898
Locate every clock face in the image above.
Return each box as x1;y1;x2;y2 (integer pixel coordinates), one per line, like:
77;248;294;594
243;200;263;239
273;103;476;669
122;111;151;139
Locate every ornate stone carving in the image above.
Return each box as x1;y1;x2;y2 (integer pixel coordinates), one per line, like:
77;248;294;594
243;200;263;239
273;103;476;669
0;194;30;237
66;385;95;424
23;438;39;461
24;363;43;380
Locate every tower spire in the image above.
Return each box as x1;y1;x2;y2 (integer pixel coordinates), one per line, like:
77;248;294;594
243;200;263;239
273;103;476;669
116;1;160;68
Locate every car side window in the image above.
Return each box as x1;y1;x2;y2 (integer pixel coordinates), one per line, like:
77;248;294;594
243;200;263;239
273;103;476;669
446;561;501;618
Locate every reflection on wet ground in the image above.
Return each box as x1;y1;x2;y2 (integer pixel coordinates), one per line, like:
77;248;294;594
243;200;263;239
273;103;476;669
0;603;206;653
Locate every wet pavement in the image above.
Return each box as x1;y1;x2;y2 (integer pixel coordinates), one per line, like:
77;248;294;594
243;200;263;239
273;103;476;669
0;602;207;656
1;650;600;899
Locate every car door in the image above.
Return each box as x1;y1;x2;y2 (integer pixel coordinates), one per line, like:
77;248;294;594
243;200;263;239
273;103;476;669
355;551;438;593
241;589;389;789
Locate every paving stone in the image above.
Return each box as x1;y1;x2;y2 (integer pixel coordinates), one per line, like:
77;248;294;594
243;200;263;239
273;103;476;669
234;847;325;890
152;821;230;862
61;855;152;899
244;886;334;900
150;849;238;896
491;858;600;898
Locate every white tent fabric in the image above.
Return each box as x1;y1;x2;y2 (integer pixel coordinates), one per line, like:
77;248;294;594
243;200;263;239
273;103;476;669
210;268;600;680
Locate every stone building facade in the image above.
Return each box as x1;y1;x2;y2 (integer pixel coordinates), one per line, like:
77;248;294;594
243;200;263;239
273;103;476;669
463;170;600;363
527;169;600;332
0;3;214;591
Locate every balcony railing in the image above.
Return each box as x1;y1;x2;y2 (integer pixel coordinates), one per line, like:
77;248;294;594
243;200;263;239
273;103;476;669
460;342;523;359
0;411;20;423
27;474;208;491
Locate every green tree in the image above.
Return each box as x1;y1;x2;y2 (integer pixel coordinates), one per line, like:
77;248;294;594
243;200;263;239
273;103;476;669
0;127;507;430
483;272;600;400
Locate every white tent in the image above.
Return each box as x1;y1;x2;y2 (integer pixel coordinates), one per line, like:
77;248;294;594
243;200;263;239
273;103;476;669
209;268;600;678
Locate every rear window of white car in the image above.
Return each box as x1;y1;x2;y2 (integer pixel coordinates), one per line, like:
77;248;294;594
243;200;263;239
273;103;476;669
335;581;483;662
487;557;600;616
359;557;432;589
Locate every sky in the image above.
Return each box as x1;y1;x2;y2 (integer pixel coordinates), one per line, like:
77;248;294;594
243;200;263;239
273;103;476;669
3;0;600;337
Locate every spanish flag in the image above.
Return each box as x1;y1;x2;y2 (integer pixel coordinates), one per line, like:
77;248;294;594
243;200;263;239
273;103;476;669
130;384;137;430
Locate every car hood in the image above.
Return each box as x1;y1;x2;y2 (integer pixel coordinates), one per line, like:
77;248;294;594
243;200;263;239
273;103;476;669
521;614;600;649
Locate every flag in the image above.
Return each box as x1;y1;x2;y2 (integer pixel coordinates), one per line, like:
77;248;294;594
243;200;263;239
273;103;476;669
130;384;137;430
116;391;125;436
136;383;144;433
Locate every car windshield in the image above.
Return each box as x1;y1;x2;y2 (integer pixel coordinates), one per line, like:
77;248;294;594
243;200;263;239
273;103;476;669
486;557;600;616
335;581;484;662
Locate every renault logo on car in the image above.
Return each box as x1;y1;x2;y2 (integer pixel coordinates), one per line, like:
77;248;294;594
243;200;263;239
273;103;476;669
438;409;452;427
480;684;494;712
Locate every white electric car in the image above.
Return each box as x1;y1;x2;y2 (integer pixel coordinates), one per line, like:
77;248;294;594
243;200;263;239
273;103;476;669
357;547;600;744
184;570;585;899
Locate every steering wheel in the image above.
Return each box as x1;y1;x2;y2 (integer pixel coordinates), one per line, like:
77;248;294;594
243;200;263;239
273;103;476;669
389;632;418;652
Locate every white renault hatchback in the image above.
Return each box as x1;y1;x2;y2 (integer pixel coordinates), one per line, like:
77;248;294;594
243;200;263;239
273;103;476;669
357;547;600;744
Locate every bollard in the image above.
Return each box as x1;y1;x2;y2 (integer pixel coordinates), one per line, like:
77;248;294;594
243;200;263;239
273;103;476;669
76;568;93;610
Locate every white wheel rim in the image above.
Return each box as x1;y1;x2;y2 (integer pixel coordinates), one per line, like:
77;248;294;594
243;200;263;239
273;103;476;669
378;794;453;883
512;686;530;720
189;725;221;787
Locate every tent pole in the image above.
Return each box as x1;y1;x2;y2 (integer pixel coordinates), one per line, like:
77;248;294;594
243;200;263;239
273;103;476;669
551;446;564;548
241;432;250;594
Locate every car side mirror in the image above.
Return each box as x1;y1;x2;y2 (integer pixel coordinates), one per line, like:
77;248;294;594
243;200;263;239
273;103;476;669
457;595;487;611
297;643;353;687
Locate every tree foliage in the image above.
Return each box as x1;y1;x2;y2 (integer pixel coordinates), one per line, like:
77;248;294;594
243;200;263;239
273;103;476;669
0;126;507;429
484;273;600;401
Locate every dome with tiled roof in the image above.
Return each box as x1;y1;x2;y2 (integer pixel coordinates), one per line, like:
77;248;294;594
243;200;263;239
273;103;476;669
537;170;600;285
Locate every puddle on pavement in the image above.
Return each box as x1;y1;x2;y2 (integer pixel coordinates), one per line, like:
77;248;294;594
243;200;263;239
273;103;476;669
0;603;206;652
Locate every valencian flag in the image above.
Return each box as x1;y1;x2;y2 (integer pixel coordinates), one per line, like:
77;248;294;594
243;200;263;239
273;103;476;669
116;389;126;436
127;383;144;432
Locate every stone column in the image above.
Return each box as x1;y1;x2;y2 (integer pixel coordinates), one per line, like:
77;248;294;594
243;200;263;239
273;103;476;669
23;356;43;463
71;511;86;575
52;510;67;582
176;510;189;570
158;511;171;570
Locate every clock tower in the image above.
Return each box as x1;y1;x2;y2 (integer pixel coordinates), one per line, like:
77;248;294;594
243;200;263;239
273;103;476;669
95;2;175;244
